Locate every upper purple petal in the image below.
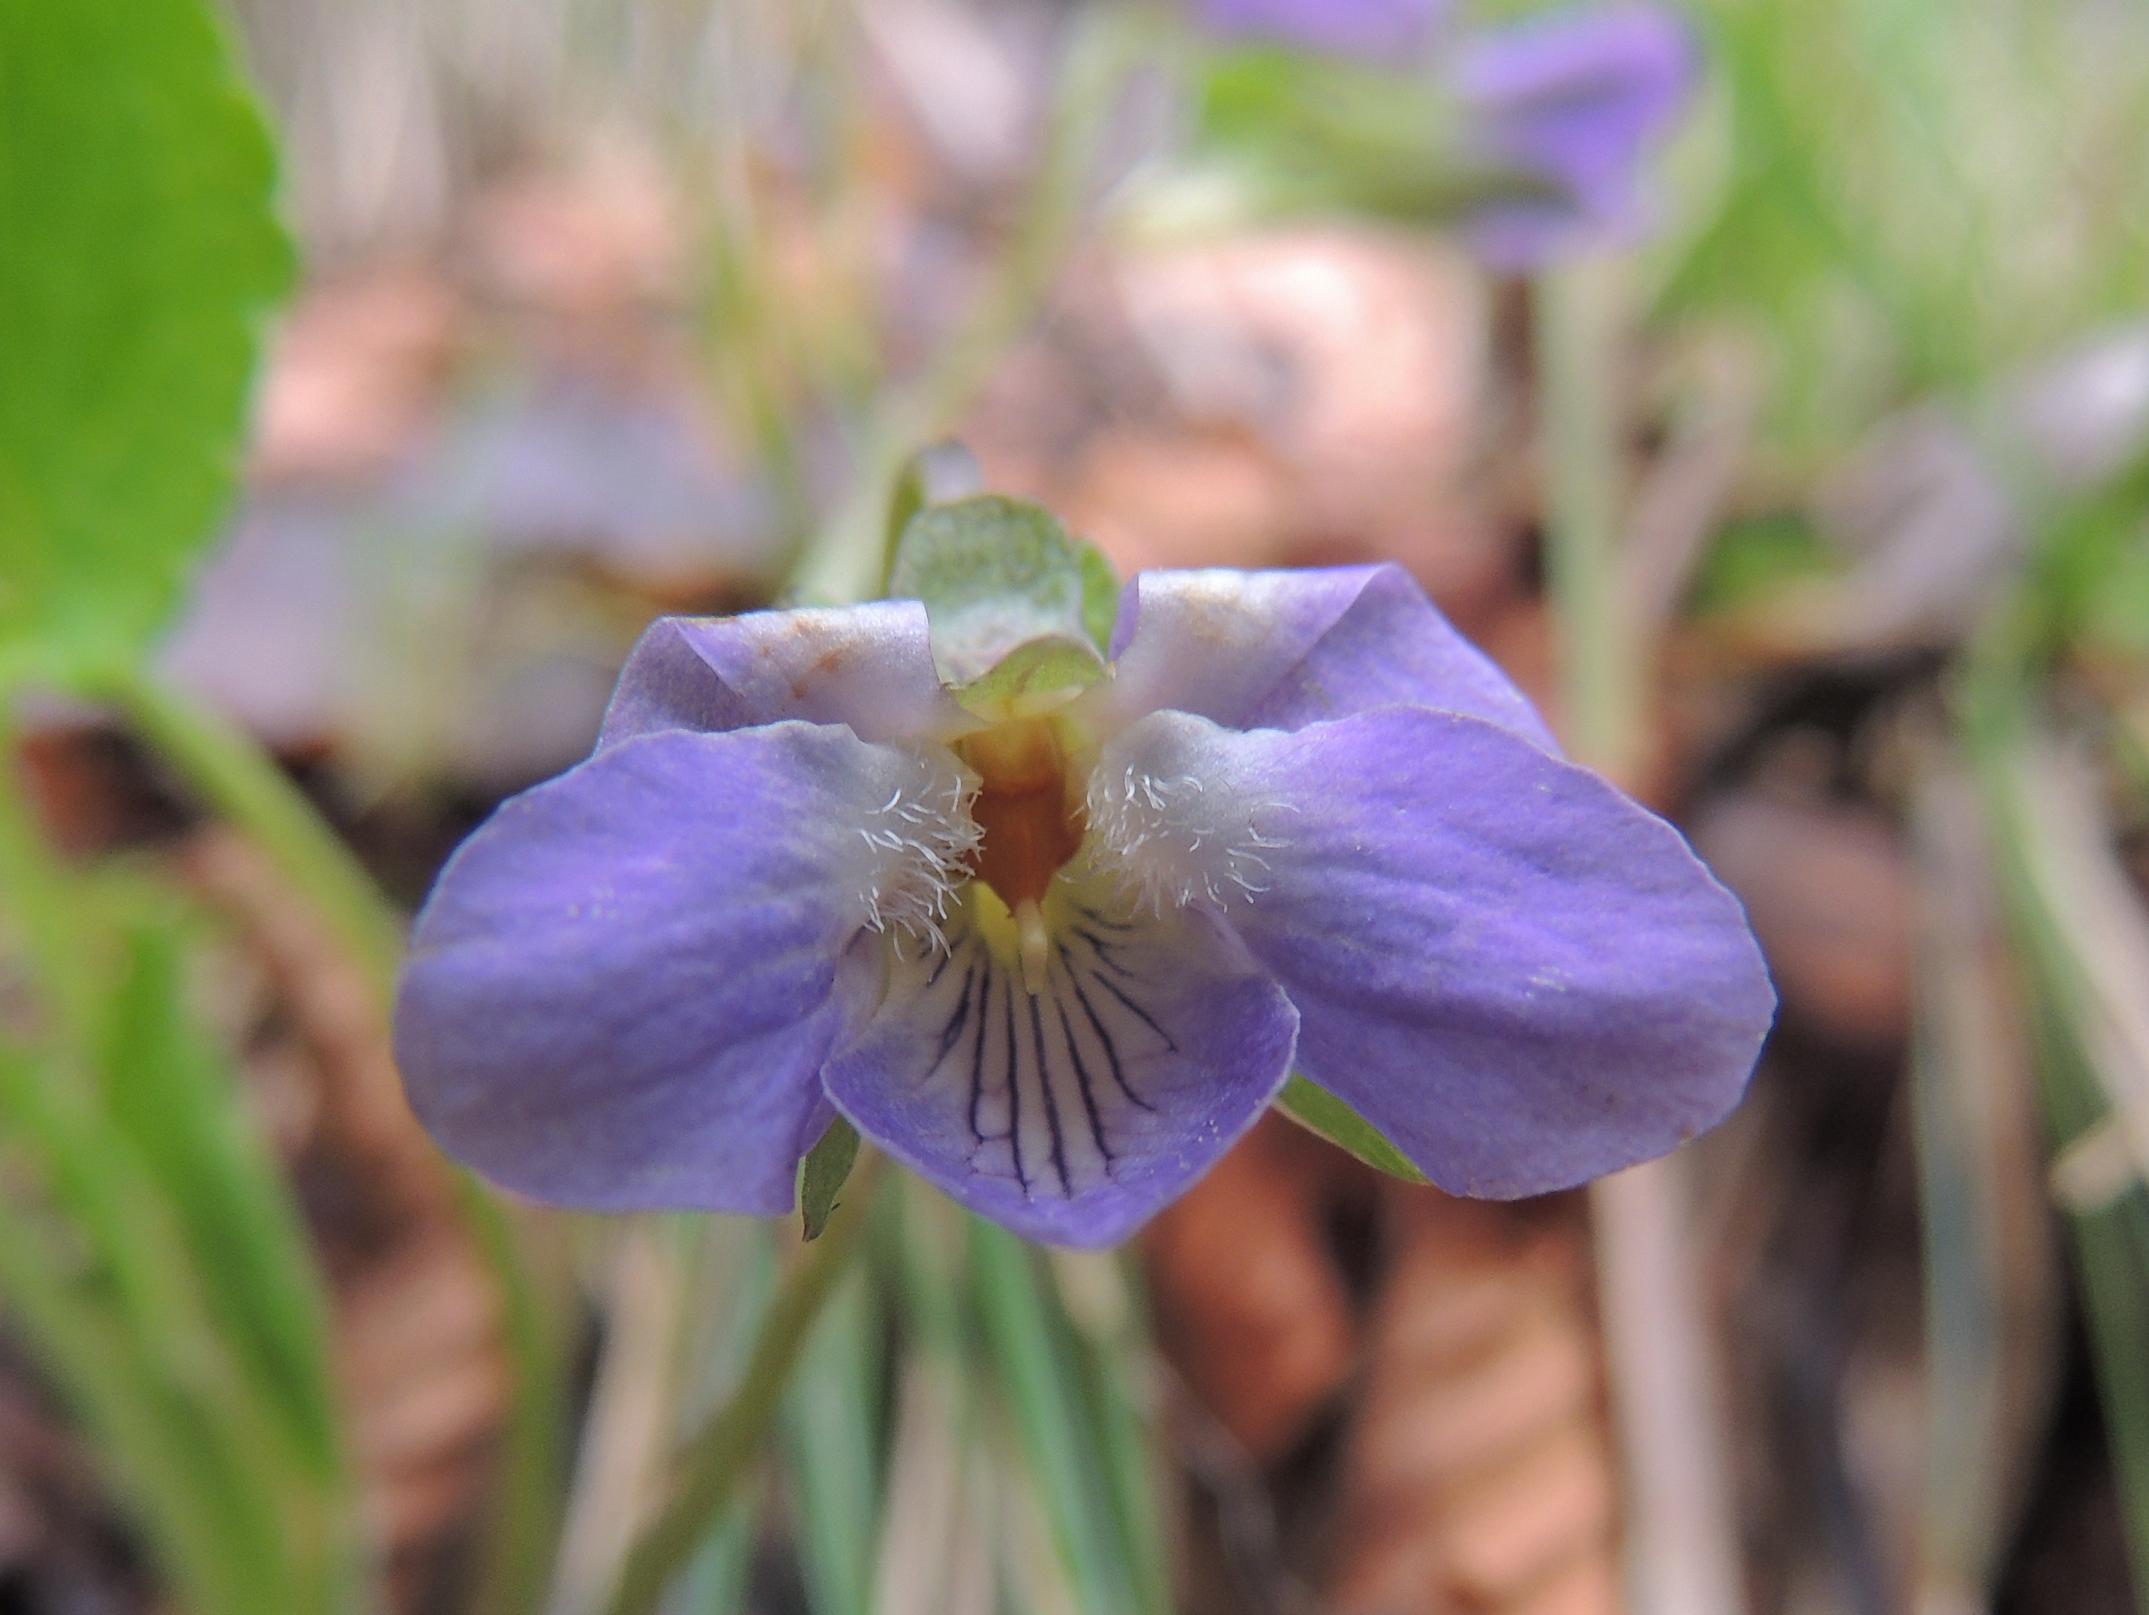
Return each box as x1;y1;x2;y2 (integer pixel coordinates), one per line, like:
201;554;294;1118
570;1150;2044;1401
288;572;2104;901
1083;564;1555;749
1196;0;1447;58
394;722;938;1213
598;602;978;750
822;894;1298;1246
1452;4;1698;267
1105;706;1773;1197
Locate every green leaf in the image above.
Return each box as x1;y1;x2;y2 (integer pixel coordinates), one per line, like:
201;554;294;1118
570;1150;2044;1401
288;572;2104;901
887;495;1110;711
0;0;294;677
798;1118;862;1242
1277;1074;1428;1183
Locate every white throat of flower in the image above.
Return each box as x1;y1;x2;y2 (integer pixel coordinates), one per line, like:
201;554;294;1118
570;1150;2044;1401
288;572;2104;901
854;713;1289;973
854;745;982;952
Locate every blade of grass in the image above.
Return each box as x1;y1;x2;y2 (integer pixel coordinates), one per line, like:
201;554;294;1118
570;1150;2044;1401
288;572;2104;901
783;1262;883;1615
602;1153;883;1615
1906;757;2060;1610
97;905;350;1482
969;1221;1145;1615
1537;258;1748;1615
1962;668;2149;1603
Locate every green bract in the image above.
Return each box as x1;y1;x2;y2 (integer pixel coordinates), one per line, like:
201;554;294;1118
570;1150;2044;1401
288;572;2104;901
0;0;293;681
888;494;1120;716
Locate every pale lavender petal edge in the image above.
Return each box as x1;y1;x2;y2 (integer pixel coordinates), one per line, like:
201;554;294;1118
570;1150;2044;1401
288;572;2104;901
1088;564;1556;749
598;600;978;750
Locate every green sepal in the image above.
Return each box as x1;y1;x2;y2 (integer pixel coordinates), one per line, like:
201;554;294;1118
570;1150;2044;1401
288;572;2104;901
880;440;984;593
1078;542;1122;654
797;1118;863;1241
1276;1074;1428;1183
888;494;1121;714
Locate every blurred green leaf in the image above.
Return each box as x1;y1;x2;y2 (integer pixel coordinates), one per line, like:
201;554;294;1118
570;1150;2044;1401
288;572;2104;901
1689;513;1838;616
1278;1073;1429;1183
95;909;345;1480
0;0;293;679
0;890;366;1613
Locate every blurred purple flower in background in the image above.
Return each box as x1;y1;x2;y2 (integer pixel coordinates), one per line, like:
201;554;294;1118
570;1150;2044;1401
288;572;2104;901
1189;0;1700;267
1454;4;1698;266
1198;0;1446;58
394;565;1772;1246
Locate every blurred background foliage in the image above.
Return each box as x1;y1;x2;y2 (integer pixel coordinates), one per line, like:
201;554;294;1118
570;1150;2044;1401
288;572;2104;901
2;0;2148;1612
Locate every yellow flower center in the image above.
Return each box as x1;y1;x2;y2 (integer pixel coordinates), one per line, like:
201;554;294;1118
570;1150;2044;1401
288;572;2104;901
955;717;1088;913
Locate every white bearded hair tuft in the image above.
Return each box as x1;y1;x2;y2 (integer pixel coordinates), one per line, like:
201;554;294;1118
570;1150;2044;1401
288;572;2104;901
854;746;982;951
1082;745;1290;916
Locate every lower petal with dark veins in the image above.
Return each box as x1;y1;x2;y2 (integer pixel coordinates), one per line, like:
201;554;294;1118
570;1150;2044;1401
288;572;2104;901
821;890;1298;1246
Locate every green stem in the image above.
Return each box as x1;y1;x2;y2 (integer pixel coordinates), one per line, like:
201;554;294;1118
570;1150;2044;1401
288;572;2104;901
1533;263;1643;779
0;698;97;1041
1534;265;1747;1615
97;667;405;993
787;8;1149;605
603;1155;883;1615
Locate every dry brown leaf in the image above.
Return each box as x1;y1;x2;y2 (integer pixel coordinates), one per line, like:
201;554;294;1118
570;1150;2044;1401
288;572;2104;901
251;263;461;485
1145;1116;1362;1464
1325;1189;1623;1615
1691;791;1914;1054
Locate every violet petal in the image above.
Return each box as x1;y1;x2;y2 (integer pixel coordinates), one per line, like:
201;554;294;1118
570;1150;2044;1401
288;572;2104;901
822;897;1298;1246
599;603;979;750
394;722;949;1213
1084;564;1555;748
1454;3;1698;267
1105;706;1774;1196
1196;0;1447;59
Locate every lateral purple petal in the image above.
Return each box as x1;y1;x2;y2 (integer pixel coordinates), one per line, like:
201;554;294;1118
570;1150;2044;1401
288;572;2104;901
1453;4;1698;268
822;903;1299;1246
1086;565;1554;749
1196;0;1446;58
394;723;917;1213
598;602;978;749
1125;707;1773;1196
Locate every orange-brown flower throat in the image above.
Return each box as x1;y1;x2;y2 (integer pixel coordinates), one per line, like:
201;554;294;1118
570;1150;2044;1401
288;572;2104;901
956;718;1086;910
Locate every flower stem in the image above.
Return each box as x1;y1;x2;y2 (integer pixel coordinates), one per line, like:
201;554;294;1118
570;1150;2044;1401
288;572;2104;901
1533;262;1644;780
1532;261;1748;1615
786;7;1149;605
602;1153;884;1615
0;699;97;1041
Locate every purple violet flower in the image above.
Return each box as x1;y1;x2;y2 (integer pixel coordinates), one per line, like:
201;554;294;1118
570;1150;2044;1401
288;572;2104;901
1197;0;1446;59
1452;3;1699;267
394;564;1773;1246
